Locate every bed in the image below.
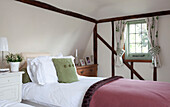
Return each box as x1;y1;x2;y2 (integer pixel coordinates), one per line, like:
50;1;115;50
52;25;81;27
0;100;33;107
22;76;104;107
20;53;170;107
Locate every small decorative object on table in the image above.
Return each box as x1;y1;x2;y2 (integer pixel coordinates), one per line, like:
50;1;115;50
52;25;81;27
91;55;94;64
6;53;23;72
80;59;85;66
85;56;93;65
75;49;79;65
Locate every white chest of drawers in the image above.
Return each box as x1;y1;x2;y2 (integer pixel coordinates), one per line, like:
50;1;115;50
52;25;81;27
0;72;24;102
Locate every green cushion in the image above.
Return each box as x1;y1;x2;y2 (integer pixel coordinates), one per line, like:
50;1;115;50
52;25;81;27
21;68;32;83
52;58;78;83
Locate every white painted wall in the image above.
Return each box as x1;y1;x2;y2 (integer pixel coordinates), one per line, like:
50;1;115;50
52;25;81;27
0;0;94;58
1;0;170;82
84;15;170;82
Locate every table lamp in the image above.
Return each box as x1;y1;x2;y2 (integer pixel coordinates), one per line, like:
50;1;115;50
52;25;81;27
0;37;9;69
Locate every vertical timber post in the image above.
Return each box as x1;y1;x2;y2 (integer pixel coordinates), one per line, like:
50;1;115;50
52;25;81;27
131;62;134;79
153;67;157;81
112;21;115;77
94;24;98;64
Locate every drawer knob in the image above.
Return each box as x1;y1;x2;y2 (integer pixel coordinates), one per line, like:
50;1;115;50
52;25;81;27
80;71;84;74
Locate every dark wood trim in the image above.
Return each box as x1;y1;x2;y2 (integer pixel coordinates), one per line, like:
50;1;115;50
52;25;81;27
15;0;97;23
131;62;134;79
94;24;98;64
97;33;144;80
98;10;170;23
112;21;115;77
153;67;157;81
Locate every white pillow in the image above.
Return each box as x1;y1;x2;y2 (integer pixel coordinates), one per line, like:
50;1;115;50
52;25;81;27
27;56;59;85
27;58;37;83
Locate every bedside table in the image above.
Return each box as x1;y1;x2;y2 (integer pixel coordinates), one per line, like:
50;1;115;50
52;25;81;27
76;64;98;77
0;72;24;102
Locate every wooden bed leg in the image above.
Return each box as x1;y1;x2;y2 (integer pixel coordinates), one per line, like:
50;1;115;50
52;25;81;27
112;21;115;77
153;67;157;81
131;62;134;79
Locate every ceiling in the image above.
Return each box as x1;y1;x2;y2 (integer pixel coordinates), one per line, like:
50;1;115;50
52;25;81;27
39;0;170;19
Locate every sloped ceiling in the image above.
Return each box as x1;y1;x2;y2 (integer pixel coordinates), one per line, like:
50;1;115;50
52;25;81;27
39;0;170;19
1;0;170;58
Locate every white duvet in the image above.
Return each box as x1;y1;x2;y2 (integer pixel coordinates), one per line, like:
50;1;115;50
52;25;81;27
0;100;33;107
22;76;104;107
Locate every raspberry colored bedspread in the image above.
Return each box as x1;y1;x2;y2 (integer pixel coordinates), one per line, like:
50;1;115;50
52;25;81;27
82;77;170;107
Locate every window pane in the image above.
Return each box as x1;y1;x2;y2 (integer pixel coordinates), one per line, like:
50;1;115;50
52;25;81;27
126;20;151;60
142;23;147;33
141;33;148;44
129;24;135;33
129;34;135;43
136;34;141;43
136;44;141;53
129;44;135;53
136;24;141;33
142;44;148;53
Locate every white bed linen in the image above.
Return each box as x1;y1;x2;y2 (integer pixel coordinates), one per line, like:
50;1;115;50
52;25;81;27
0;100;33;107
22;76;104;107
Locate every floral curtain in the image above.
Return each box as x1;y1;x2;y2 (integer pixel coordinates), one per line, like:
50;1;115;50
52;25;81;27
115;20;127;66
146;16;161;67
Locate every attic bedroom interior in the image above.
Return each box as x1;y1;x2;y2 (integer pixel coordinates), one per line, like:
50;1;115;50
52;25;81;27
0;0;170;107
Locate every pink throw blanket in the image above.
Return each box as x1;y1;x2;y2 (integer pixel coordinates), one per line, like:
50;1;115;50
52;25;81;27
84;77;170;107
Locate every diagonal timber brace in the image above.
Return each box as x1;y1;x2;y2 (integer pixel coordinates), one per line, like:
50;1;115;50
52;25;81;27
96;33;144;80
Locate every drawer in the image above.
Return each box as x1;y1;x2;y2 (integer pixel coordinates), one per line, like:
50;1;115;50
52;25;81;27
0;84;19;102
0;76;20;85
77;68;97;77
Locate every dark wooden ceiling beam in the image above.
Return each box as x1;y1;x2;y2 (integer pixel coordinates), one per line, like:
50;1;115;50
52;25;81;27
98;10;170;23
15;0;97;23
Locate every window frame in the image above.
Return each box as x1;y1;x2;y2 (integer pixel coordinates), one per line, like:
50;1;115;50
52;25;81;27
124;19;152;62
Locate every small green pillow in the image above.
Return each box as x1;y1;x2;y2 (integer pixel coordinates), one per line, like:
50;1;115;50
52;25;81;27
52;58;78;83
21;68;32;83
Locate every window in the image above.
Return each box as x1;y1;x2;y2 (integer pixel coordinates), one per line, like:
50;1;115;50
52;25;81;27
125;19;151;61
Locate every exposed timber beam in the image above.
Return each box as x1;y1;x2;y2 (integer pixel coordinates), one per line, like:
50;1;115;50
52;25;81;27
15;0;97;23
94;24;98;64
97;33;144;80
111;21;115;77
123;61;144;80
130;62;134;79
153;67;157;81
97;33;117;54
98;10;170;23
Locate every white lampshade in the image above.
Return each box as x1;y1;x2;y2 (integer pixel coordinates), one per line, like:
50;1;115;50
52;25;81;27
0;37;8;51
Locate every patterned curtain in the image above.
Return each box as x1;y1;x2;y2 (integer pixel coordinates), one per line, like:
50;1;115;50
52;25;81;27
115;20;127;66
146;16;161;67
